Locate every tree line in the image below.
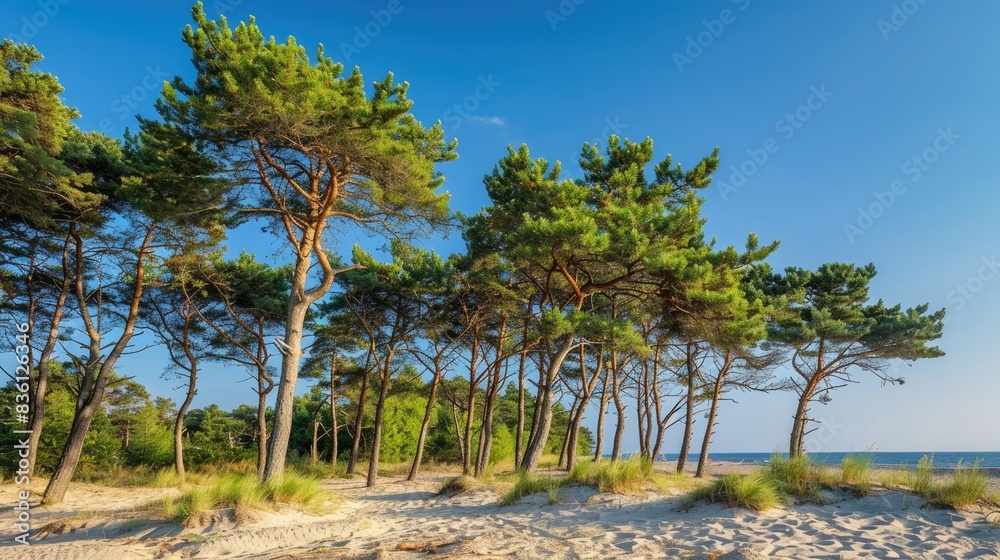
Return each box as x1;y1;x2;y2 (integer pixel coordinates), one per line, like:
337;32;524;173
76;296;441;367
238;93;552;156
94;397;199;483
0;4;945;504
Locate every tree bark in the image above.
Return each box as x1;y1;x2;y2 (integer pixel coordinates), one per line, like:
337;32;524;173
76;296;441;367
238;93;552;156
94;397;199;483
329;355;338;465
676;343;698;474
408;356;442;481
43;223;154;504
262;266;312;480
593;368;611;462
25;233;71;477
696;377;725;478
346;356;372;475
514;320;529;469
462;334;479;475
366;363;393;488
520;337;575;473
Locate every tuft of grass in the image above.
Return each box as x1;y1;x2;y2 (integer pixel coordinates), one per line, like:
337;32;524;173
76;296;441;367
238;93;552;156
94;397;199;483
498;473;562;506
691;471;781;512
912;455;935;497
768;453;812;494
841;454;874;485
437;475;480;496
877;465;913;489
930;460;988;509
159;471;327;525
567;456;654;494
265;472;324;509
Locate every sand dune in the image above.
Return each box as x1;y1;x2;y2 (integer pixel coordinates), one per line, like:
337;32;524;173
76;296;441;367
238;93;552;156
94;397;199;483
1;471;998;559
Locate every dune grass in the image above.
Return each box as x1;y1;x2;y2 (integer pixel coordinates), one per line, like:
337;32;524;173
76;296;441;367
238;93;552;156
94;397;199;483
159;471;327;524
437;475;481;496
566;456;655;494
840;454;874;485
498;472;564;506
929;460;988;509
688;471;781;512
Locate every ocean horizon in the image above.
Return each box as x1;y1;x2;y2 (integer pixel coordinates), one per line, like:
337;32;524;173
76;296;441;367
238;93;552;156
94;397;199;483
639;451;1000;469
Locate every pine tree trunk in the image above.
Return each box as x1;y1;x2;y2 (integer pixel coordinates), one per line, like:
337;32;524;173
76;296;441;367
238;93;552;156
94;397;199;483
329;356;338;465
263;275;312;480
520;338;575;473
696;380;724;478
409;357;442;481
174;366;197;483
593;369;611;462
43;224;153;504
514;345;528;469
347;358;372;475
462;335;479;475
790;386;815;457
366;368;392;488
256;366;269;477
676;344;697;474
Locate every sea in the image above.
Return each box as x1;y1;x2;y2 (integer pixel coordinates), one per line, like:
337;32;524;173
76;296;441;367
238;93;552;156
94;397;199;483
651;452;1000;469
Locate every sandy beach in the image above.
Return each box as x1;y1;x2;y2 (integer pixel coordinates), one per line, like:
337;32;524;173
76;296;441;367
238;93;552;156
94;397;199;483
2;462;998;560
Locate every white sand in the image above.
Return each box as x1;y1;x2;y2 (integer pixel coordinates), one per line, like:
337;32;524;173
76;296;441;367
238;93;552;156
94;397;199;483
1;472;998;559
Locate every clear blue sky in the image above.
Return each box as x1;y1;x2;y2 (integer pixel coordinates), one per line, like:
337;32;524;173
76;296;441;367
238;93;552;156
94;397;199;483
5;0;998;453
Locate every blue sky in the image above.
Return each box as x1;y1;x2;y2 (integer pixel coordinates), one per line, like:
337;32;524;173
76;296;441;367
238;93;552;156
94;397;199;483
4;0;999;453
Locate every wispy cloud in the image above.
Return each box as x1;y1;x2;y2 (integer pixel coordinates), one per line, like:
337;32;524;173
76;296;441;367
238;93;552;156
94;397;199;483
468;115;507;126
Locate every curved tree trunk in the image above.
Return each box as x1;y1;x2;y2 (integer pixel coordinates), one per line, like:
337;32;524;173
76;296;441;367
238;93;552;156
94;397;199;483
462;335;480;475
514;345;528;469
789;385;816;457
520;338;575;473
346;357;372;475
408;357;442;481
174;365;197;483
696;378;724;478
366;368;392;488
43;224;153;505
593;369;611;462
676;344;698;474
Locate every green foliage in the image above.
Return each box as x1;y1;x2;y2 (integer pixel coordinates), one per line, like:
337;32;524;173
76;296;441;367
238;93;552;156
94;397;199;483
378;393;425;464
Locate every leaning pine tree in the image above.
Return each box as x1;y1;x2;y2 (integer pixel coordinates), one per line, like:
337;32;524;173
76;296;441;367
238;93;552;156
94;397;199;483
158;3;457;479
759;262;946;457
